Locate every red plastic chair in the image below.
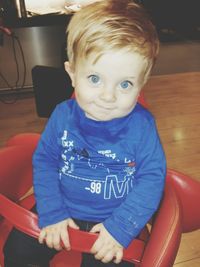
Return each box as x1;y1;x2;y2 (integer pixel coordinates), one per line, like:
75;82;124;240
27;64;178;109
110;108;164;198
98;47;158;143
0;131;199;266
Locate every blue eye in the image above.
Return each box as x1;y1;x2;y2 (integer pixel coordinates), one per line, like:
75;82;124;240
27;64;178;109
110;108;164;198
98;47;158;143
120;80;133;89
88;75;100;84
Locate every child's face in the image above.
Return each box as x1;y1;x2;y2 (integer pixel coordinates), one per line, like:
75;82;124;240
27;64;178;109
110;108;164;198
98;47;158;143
65;50;148;121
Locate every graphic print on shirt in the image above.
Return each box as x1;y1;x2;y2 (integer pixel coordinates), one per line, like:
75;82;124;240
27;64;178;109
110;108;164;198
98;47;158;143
60;130;136;200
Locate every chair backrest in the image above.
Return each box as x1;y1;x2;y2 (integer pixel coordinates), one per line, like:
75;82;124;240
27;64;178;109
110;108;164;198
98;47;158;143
6;132;40;148
0;145;34;201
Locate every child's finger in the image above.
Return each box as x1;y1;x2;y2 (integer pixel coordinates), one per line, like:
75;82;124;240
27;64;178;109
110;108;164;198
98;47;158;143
52;232;62;251
45;232;54;248
113;249;123;264
38;229;47;244
90;223;101;233
101;251;115;263
94;245;109;260
60;227;71;250
90;235;104;254
68;219;80;229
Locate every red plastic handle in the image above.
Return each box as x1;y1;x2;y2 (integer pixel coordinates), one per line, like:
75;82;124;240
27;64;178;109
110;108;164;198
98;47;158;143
0;194;145;263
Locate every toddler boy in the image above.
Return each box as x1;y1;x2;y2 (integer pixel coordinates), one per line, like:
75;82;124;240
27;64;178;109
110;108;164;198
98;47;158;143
4;1;166;266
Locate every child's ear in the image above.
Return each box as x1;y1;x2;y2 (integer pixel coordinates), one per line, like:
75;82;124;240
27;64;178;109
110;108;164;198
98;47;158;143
64;61;75;87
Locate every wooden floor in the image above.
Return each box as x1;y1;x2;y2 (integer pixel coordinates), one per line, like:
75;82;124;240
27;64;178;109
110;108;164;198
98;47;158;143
143;72;200;267
0;71;200;266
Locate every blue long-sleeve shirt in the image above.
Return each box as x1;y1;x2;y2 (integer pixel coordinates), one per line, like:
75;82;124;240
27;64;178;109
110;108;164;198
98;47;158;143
33;99;166;248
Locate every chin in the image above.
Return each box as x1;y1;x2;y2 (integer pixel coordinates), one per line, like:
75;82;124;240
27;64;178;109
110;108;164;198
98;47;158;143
94;114;123;121
85;112;112;121
85;108;129;121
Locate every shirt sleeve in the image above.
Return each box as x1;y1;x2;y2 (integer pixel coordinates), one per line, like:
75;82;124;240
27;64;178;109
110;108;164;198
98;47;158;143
103;117;166;248
32;105;70;228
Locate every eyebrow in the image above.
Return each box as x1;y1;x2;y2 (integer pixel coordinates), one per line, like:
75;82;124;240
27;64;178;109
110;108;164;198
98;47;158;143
124;76;136;80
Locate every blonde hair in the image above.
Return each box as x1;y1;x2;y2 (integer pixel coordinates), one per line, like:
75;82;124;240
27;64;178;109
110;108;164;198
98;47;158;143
66;0;159;73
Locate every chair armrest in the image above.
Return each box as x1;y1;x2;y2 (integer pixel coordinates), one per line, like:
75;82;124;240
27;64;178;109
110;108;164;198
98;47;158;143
0;194;40;238
0;194;145;264
140;184;182;267
0;146;34;201
167;169;200;232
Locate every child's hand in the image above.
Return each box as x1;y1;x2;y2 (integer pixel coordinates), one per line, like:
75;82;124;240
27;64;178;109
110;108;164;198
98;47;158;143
39;218;79;251
90;223;123;264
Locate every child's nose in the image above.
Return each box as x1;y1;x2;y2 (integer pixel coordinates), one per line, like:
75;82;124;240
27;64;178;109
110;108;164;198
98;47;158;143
99;88;116;102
